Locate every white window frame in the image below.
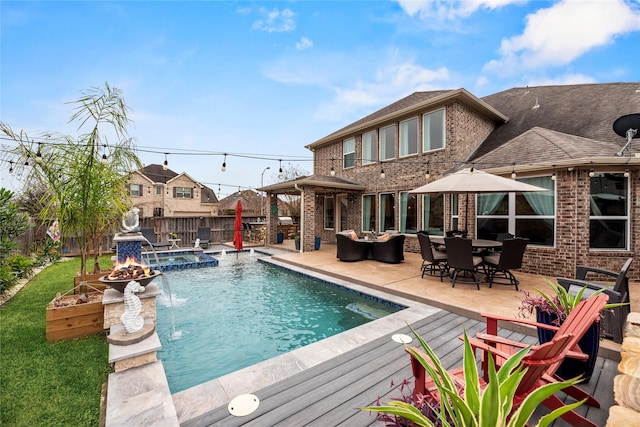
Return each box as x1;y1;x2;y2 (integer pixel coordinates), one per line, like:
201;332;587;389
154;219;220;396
362;130;377;165
379;124;396;161
343;137;355;169
399;117;418;157
422;108;445;152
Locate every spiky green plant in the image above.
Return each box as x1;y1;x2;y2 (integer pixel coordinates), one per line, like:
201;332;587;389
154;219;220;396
361;327;585;427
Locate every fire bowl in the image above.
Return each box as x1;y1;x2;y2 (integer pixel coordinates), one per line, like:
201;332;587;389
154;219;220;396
99;270;162;293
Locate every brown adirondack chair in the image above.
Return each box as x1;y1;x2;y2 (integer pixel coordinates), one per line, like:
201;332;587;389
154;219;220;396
408;333;585;425
472;294;608;418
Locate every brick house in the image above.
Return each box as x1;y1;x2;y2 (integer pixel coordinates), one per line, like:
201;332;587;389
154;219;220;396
128;164;218;218
260;82;640;279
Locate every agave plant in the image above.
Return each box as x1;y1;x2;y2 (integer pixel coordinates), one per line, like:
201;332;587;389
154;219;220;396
361;327;585;427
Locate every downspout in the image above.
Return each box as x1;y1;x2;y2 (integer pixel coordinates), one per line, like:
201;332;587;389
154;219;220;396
294;183;304;253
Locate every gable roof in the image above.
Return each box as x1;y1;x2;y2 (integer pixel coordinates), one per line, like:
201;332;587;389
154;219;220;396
306;88;508;150
474;82;640;160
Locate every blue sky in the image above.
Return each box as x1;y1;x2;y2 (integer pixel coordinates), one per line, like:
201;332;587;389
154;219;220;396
2;0;640;198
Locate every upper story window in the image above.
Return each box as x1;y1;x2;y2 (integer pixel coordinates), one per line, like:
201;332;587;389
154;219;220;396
362;130;377;165
129;184;142;197
343;137;355;169
379;124;396;161
423;108;445;152
399;117;418;157
174;187;193;198
590;172;628;249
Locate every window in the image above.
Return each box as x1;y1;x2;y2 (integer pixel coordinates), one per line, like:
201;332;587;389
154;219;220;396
399;117;418;157
476;176;555;246
362;131;377;164
362;194;376;232
400;192;418;233
129;184;142;196
343;137;355;169
379;124;396;161
422;194;444;236
590;173;628;249
324;196;335;229
174;186;193;198
380;193;395;231
422;109;445;152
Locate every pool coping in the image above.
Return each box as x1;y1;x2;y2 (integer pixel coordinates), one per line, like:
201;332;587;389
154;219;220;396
169;257;440;424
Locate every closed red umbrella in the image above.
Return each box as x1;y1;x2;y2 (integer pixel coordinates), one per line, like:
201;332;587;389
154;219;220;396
233;201;243;255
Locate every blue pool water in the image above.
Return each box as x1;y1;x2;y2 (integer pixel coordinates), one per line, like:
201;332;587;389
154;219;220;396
155;253;404;393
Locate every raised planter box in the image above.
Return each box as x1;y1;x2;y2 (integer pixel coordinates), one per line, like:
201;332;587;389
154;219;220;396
46;294;104;342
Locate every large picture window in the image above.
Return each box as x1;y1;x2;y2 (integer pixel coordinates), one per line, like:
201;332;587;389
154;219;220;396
343;137;355;169
399;117;418;157
590;173;628;249
476;176;555;246
362;194;376;232
380;193;396;232
362;130;377;165
422;194;444;236
379;124;396;161
422;109;445;152
324;196;335;229
400;192;418;233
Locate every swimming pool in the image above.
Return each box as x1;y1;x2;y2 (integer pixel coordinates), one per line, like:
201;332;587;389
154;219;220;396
155;253;404;393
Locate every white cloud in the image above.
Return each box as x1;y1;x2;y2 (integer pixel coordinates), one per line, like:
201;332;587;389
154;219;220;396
485;0;640;75
252;7;296;33
394;0;520;20
296;37;313;50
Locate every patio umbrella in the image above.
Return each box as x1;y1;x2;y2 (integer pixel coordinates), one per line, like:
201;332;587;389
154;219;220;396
409;168;547;231
233;201;243;257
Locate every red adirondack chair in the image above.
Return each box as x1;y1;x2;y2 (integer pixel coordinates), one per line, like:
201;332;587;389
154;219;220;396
408;333;583;425
471;294;608;424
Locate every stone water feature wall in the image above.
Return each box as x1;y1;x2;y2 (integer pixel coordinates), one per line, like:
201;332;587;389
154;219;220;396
606;312;640;426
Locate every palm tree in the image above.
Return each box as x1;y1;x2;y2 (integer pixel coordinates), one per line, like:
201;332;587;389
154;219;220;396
1;82;142;285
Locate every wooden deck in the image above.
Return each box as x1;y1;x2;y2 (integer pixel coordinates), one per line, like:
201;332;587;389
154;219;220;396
182;310;615;427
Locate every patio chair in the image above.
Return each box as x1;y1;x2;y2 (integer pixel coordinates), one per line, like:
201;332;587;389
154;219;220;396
336;233;368;262
140;227;171;249
193;227;211;248
556;257;632;343
407;332;596;426
471;294;608;413
370;234;405;264
482;237;528;291
445;237;483;289
417;232;448;281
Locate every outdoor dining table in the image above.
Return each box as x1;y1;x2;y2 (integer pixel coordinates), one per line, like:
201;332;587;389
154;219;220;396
429;236;502;250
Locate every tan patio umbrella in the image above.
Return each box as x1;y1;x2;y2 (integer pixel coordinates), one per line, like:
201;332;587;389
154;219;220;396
409;168;547;231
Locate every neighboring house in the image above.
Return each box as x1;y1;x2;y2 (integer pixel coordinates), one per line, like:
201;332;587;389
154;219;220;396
128;164;219;217
260;82;640;279
218;190;264;216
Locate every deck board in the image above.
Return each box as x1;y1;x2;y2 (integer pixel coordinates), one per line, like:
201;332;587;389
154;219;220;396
182;310;615;426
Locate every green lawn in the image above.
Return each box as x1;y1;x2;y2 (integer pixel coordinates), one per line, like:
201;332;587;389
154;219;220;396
0;258;111;426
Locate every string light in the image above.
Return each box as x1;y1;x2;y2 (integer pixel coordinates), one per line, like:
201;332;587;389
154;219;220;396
163;153;168;170
221;153;227;172
511;163;516;179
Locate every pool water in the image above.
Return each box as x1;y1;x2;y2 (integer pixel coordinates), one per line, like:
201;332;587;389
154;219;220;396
156;254;403;393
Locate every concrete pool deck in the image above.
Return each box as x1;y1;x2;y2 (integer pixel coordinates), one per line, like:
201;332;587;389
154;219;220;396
104;240;628;426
